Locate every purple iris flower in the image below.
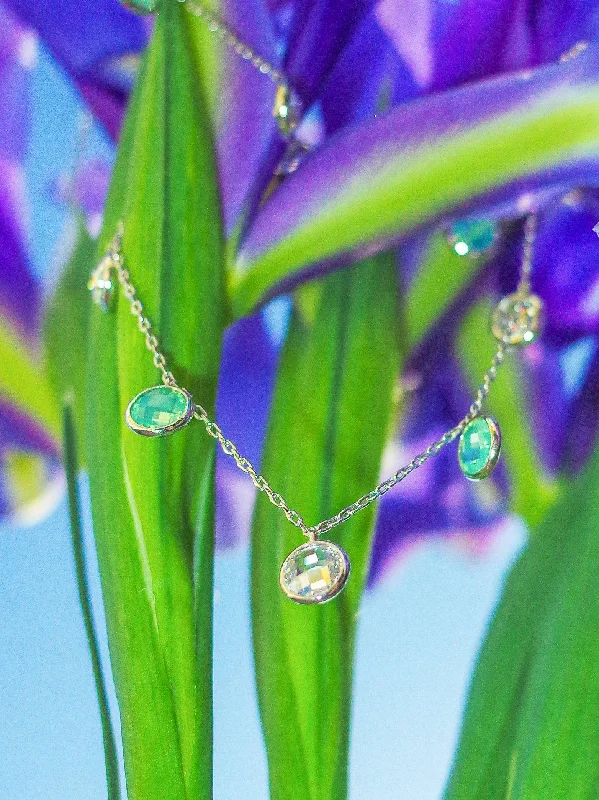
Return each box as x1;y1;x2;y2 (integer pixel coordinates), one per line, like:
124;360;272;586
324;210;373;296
2;0;599;583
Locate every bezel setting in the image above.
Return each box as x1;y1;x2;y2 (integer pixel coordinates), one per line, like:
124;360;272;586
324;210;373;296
458;415;502;481
125;386;194;437
279;540;351;605
491;292;543;346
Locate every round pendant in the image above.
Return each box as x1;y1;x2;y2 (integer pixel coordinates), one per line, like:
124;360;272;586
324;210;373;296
458;416;501;481
491;292;543;346
280;540;350;605
125;385;194;437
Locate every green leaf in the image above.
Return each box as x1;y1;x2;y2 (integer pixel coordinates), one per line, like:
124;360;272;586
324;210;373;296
86;6;224;799
0;317;61;443
457;302;558;526
404;232;485;350
44;220;96;447
251;253;400;800
63;400;121;799
445;436;599;799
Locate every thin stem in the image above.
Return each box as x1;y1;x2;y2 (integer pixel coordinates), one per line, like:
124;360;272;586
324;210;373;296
62;401;121;800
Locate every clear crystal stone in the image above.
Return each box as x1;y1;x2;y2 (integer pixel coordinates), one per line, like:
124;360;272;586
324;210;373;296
279;541;350;604
491;292;543;346
88;258;115;312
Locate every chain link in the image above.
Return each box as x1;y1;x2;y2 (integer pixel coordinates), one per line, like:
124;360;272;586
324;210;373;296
308;345;505;537
97;215;534;540
193;404;309;533
109;224;178;389
518;213;537;296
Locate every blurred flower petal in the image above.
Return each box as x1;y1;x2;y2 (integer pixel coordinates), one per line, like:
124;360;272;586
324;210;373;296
282;0;376;105
0;158;40;339
532;192;599;340
234;46;599;316
0;400;62;523
4;0;148;135
215;312;280;547
0;4;39;339
211;0;283;233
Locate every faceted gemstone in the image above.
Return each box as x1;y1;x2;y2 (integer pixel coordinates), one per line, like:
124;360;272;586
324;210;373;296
491;292;543;346
458;416;501;480
88;258;115;312
273;84;302;137
120;0;160;14
125;386;193;437
280;541;350;604
448;219;498;256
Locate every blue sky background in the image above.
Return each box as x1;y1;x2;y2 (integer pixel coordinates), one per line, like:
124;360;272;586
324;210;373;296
0;42;525;799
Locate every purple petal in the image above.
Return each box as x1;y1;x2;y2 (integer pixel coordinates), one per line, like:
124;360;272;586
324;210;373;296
213;0;284;234
0;5;40;339
234;46;599;316
532;192;599;340
0;158;40;341
0;399;62;523
319;12;416;132
524;336;599;476
5;0;148;135
52;158;112;233
282;0;376;106
561;346;599;473
368;358;508;585
215;312;280;547
378;0;599;94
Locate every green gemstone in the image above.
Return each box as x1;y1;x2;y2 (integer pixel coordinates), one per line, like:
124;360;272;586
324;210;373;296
126;386;192;436
120;0;160;14
458;416;501;480
449;219;498;256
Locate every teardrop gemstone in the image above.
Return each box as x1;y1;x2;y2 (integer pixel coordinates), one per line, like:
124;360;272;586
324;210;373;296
458;416;501;480
280;541;350;604
125;386;193;437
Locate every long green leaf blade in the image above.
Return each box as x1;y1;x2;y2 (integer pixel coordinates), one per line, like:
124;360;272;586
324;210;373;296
63;400;121;799
252;253;400;800
86;5;224;798
445;419;599;799
44;220;96;447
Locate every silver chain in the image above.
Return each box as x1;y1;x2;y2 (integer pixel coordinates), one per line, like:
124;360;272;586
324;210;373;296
99;216;538;540
177;0;287;88
518;213;537;296
309;346;505;538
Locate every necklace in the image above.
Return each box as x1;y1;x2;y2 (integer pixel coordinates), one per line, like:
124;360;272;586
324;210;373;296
92;4;544;604
89;216;542;604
